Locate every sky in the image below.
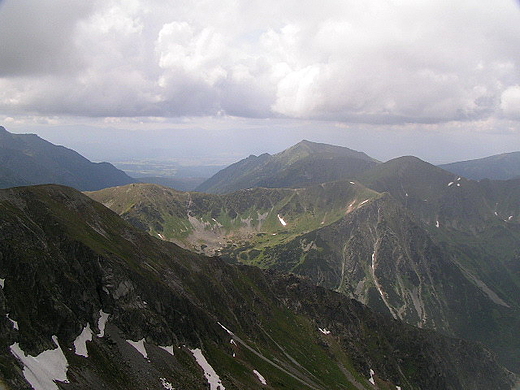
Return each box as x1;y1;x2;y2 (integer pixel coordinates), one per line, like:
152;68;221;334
1;0;520;165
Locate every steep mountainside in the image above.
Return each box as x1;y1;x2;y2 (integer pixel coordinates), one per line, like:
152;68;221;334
196;140;378;193
0;126;135;190
2;185;516;389
439;151;520;180
90;159;520;373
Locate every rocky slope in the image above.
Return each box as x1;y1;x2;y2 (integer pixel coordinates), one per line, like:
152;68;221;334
0;126;135;190
1;184;517;389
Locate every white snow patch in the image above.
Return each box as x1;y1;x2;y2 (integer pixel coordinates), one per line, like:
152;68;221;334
369;369;375;385
0;278;4;288
448;181;454;187
159;345;175;356
436;220;440;228
277;214;287;226
457;183;461;187
127;339;148;360
509;215;514;221
230;339;237;346
457;177;461;181
10;335;69;390
396;387;402;390
189;348;225;390
494;211;499;216
253;369;267;385
158;233;165;240
97;310;109;337
405;192;409;197
232;352;236;358
74;324;93;358
7;314;18;330
349;181;355;185
160;377;175;390
319;328;331;335
358;199;369;206
217;322;233;335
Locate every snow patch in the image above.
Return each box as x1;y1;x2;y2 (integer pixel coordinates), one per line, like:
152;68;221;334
253;369;267;385
369;369;375;385
509;215;514;221
189;348;225;390
7;314;18;330
448;182;454;187
349;181;355;185
159;345;175;355
0;278;4;288
277;214;287;226
358;199;369;206
494;211;498;216
160;377;175;390
127;339;148;360
97;310;109;337
74;324;93;358
457;183;461;187
217;322;233;335
396;387;402;390
10;336;69;390
319;328;331;335
230;339;237;346
436;220;440;228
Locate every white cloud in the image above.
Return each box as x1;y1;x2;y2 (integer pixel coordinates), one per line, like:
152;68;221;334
501;86;520;119
0;0;520;125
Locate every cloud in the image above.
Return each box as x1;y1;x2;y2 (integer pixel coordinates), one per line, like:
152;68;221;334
0;0;520;125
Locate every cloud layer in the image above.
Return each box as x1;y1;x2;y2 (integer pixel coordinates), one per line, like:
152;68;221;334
1;0;520;124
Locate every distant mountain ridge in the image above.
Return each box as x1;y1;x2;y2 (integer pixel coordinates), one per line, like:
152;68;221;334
439;151;520;180
0;126;136;190
196;140;378;193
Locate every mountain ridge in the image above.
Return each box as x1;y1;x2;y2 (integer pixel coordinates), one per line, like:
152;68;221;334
0;126;136;191
439;151;520;180
196;140;378;193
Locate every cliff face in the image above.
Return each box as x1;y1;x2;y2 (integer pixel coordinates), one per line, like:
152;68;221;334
0;185;517;389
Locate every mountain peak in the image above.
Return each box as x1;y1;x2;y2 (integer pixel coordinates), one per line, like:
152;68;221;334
274;140;378;166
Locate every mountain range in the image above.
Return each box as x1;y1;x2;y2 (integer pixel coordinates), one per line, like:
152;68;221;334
0;126;135;191
89;142;520;375
2;184;515;389
2;130;520;388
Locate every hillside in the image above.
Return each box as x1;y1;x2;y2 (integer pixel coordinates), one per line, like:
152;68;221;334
2;185;516;389
439;151;520;180
196;140;378;193
0;126;135;190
